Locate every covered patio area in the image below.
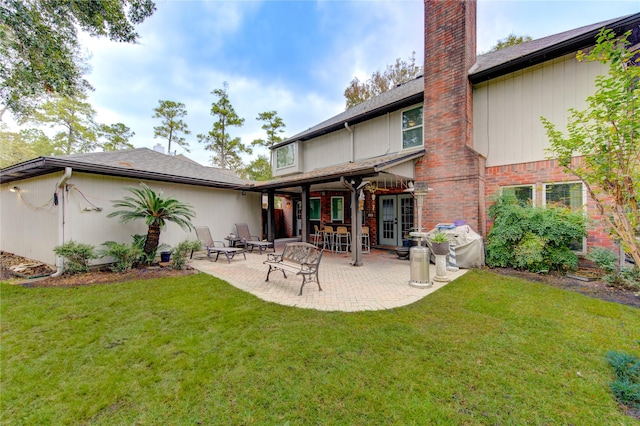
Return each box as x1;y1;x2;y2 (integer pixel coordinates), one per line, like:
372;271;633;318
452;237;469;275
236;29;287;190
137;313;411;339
189;240;467;312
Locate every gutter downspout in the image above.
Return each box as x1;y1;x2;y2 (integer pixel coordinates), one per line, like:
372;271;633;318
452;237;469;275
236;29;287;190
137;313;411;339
344;122;354;162
50;167;72;277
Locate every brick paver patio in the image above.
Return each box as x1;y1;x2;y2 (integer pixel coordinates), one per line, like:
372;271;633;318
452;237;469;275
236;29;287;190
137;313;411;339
189;241;467;312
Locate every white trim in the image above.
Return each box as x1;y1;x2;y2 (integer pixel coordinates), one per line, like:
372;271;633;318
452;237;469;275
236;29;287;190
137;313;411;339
275;143;296;170
401;104;423;150
500;184;535;204
543;181;587;253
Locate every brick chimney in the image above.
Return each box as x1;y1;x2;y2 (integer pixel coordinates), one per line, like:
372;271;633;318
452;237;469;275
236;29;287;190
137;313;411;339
417;0;486;235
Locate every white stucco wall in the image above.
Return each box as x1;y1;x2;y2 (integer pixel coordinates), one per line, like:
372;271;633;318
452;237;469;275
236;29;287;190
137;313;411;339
0;172;261;266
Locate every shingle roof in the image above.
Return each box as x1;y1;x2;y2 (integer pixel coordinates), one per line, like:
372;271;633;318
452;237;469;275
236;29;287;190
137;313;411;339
0;148;248;188
254;148;425;190
469;12;640;82
273;76;424;148
277;13;639;145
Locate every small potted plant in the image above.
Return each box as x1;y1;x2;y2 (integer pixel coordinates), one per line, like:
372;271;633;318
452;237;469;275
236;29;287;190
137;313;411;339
429;231;450;256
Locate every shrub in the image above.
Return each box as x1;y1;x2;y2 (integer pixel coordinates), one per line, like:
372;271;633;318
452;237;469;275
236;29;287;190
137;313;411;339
170;240;202;270
605;350;640;408
99;241;144;272
486;194;586;272
53;241;97;274
131;234;168;266
586;247;640;290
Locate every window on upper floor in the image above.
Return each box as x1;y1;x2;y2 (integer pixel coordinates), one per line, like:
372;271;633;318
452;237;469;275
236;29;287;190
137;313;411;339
402;106;423;149
275;144;295;169
501;185;534;206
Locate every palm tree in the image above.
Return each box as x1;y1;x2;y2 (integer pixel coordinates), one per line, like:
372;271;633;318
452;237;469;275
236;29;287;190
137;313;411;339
108;183;196;257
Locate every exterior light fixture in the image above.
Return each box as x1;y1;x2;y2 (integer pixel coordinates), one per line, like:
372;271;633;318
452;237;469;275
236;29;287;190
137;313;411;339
10;186;19;192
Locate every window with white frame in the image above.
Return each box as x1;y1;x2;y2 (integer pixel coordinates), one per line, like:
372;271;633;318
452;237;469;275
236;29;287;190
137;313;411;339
402;106;423;149
501;185;534;205
331;196;344;222
310;198;321;221
275;144;295;169
544;182;586;252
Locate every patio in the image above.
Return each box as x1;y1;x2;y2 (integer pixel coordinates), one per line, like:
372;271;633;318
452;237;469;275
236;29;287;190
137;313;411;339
189;240;467;312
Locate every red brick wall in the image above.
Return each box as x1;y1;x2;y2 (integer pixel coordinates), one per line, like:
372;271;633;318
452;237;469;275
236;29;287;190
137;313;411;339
485;158;615;250
420;0;484;234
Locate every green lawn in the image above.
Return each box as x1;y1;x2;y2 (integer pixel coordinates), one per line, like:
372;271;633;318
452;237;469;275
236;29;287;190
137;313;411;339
1;270;638;425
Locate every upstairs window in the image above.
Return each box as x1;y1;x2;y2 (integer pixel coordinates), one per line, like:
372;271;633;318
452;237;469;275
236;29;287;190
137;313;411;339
275;144;295;169
402;106;423;149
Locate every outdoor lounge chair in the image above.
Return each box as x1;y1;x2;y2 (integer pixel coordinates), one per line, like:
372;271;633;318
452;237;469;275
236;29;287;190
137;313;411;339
235;223;275;254
193;226;246;263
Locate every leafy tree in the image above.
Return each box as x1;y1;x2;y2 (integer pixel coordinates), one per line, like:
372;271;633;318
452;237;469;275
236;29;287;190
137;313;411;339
98;123;135;151
240;155;272;181
152;100;191;154
197;83;251;170
1;126;33;167
0;0;156;120
252;110;286;148
343;52;422;109
107;183;196;258
0;126;65;167
541;28;640;266
490;34;532;52
24;93;98;155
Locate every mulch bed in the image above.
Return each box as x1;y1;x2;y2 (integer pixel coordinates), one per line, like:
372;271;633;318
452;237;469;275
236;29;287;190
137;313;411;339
0;251;195;288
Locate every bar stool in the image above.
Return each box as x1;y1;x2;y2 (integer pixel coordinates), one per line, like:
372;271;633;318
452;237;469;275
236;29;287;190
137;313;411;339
311;224;323;247
335;226;350;253
323;226;335;252
361;226;370;253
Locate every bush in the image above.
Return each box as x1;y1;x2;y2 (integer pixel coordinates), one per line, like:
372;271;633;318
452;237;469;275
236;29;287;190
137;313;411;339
605;350;640;408
587;247;640;290
170;240;202;270
131;234;168;266
486;194;586;273
99;241;144;272
53;241;97;274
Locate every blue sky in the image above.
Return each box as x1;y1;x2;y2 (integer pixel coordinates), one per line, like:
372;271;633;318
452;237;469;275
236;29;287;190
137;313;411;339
11;1;640;167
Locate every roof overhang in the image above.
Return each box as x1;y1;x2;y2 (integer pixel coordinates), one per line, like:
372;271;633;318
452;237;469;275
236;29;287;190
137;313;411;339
272;92;424;149
470;13;640;84
0;156;251;191
253;148;425;192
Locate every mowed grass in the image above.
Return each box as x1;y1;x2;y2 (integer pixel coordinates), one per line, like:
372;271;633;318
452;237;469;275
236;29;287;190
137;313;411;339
1;270;639;425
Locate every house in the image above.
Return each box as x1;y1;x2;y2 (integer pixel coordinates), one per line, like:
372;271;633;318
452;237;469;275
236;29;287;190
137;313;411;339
0;148;262;266
2;3;638;269
257;3;639;263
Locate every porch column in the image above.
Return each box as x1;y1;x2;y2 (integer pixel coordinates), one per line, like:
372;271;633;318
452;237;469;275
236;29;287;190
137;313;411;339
301;185;310;243
267;190;275;242
349;177;363;266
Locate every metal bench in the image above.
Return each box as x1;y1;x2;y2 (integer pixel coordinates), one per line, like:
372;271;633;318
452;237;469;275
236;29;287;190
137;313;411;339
263;242;324;295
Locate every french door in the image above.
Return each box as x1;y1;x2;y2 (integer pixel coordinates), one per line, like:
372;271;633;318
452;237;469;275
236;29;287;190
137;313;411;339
378;194;414;246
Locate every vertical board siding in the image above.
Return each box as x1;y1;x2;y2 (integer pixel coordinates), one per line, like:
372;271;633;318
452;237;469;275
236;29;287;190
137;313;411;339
473;53;606;167
294;107;412;173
